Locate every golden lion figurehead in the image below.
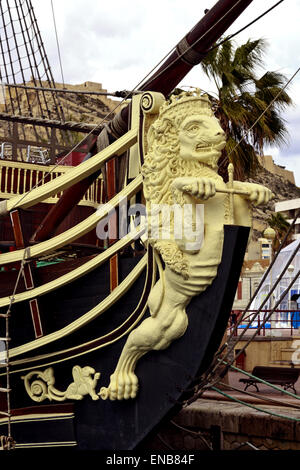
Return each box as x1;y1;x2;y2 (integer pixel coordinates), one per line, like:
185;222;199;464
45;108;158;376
141;90;226;279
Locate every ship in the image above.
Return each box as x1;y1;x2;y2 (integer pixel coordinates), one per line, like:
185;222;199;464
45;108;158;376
0;0;276;451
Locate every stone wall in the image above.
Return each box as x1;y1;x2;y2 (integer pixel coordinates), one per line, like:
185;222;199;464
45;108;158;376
142;398;300;451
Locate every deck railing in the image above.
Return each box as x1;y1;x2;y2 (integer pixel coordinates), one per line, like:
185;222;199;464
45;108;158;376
229;310;300;337
0;159;103;208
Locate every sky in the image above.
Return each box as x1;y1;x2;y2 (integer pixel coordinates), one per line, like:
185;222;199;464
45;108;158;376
30;0;300;186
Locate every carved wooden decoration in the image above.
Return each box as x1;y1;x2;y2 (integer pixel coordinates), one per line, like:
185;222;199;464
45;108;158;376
99;91;273;401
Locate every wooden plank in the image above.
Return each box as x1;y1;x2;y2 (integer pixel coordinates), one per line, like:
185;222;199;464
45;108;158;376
29;299;43;338
106;158;119;291
10;210;24;248
9;210;43;339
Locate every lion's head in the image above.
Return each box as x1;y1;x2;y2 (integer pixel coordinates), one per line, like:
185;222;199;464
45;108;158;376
142;89;225;208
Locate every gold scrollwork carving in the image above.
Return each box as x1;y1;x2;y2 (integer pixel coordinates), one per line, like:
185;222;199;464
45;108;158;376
22;365;101;402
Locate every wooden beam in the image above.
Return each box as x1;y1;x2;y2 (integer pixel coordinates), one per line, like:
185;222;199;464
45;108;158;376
10;210;43;339
106;158;119;291
0;111;103;134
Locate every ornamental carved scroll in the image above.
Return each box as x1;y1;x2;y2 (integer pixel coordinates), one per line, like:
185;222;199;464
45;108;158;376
22;365;101;402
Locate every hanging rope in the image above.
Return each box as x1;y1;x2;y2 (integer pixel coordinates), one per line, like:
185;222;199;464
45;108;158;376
50;0;65;87
170;420;213;450
211;386;300;422
216;381;300;410
4;83;133;98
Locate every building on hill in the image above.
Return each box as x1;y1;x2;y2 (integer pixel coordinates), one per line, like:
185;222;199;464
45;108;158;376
0;80;119;119
257;154;295;185
0;79;121;164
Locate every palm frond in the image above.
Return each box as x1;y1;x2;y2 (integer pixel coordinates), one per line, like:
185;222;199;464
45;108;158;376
199;36;293;180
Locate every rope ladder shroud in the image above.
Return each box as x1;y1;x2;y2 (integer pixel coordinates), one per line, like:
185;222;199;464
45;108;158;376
0;249;26;450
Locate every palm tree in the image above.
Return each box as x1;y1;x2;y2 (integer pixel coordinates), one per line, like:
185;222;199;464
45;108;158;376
267;212;292;253
199;38;293;181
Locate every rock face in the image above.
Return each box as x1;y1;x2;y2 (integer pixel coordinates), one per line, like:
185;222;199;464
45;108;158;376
247;165;300;241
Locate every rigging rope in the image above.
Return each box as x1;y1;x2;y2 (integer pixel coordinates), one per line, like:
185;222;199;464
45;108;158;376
205;0;284;53
225;362;300;400
4;82;132;98
227;66;300;161
138;0;285;91
50;0;65;87
217;381;300;410
0;248;28;450
198;261;300;391
211;386;300;422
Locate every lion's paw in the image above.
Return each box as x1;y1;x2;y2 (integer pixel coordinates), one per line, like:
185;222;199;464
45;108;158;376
99;372;139;401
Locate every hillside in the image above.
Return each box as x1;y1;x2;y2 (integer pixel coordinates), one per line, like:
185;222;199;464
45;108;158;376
0;80;120;147
248;165;300;240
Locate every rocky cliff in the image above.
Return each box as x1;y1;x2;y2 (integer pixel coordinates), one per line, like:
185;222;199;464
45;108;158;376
248;165;300;240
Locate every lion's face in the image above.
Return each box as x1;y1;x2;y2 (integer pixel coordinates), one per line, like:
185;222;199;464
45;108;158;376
178;114;226;167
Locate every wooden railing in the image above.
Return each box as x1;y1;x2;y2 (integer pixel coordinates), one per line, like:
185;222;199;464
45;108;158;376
0;159;103;208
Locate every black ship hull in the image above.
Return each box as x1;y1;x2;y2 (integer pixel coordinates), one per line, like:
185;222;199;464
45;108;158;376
1;225;249;450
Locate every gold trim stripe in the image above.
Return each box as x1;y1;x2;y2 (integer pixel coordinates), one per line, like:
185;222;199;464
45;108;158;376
14;441;77;448
0;225;145;307
0;174;142;265
5;127;137;212
0;412;74;425
6;249;155;375
2;255;147;361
